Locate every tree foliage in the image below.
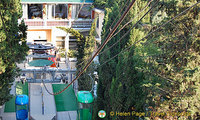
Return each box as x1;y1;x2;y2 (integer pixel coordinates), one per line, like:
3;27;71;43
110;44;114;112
94;0;200;120
0;0;29;105
58;19;97;91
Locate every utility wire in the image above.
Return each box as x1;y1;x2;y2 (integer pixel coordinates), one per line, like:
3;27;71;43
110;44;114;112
43;0;137;95
99;0;156;56
74;0;155;79
70;0;154;73
74;0;197;97
68;0;86;30
90;38;182;84
42;0;86;94
75;0;154;73
74;0;131;69
94;1;200;70
71;0;133;74
87;6;198;86
78;0;131;35
103;0;131;37
44;0;200;95
109;0;153;40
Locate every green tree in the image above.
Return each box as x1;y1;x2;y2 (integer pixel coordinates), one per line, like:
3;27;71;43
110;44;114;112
0;0;29;105
58;19;97;91
78;19;97;91
93;0;152;119
94;0;200;119
93;0;107;9
144;0;200;119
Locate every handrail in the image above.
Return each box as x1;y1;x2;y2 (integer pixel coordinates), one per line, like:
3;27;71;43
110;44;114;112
20;19;92;27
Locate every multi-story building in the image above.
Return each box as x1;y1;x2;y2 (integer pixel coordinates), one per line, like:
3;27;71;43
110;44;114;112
19;0;104;52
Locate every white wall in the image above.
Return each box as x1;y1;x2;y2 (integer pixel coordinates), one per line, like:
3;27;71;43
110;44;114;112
94;11;104;39
22;4;28;19
52;27;69;49
27;31;47;42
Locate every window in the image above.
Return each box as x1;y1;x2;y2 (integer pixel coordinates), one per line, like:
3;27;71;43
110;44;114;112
56;41;65;48
28;4;43;19
71;4;80;19
56;36;65;48
69;41;77;50
78;5;92;19
52;5;55;18
56;36;65;41
96;16;99;28
54;4;68;19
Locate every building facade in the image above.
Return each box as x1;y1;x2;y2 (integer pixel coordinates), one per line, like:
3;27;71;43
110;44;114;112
19;0;104;53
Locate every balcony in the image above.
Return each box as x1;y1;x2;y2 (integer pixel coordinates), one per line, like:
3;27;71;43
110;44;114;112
20;3;93;29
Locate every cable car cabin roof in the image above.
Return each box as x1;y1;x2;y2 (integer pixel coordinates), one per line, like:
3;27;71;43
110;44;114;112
77;91;94;104
15;95;29;105
28;59;54;67
28;44;54;50
21;0;93;4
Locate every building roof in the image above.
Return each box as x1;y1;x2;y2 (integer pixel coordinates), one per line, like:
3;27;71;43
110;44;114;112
21;0;93;4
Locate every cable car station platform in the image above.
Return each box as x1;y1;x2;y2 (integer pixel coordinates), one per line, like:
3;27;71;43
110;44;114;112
0;82;78;120
0;43;94;120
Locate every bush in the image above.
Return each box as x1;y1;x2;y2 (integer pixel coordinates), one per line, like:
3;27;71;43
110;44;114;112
67;49;78;58
59;48;66;58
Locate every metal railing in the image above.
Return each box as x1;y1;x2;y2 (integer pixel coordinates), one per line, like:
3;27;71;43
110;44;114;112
19;19;93;28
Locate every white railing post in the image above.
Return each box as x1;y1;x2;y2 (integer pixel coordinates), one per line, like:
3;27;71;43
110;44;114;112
44;19;47;26
69;20;72;28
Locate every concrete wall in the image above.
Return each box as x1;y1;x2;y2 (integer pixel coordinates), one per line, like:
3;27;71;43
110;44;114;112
27;29;52;42
93;9;104;39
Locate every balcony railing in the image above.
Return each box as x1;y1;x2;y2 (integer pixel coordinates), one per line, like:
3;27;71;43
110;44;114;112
25;20;44;26
19;19;93;28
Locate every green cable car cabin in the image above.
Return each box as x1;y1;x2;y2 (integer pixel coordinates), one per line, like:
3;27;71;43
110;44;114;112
77;91;94;120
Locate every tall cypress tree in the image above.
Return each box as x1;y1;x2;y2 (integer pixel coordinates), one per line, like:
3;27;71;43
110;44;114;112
94;0;152;119
146;0;200;119
58;19;97;91
94;0;200;119
0;0;28;105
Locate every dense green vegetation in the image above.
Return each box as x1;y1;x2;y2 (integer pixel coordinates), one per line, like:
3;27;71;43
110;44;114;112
0;0;28;105
94;0;200;119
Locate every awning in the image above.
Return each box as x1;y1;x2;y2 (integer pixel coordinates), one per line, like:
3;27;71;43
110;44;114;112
28;59;54;67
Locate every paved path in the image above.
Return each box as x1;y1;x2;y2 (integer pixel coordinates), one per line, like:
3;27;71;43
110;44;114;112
30;83;56;120
0;60;78;120
57;111;77;120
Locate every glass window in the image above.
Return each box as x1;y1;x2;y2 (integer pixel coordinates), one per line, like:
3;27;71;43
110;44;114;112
28;4;43;19
69;41;77;50
52;5;55;18
56;41;65;48
78;5;92;19
79;103;90;109
71;4;80;19
54;4;68;19
96;16;99;28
